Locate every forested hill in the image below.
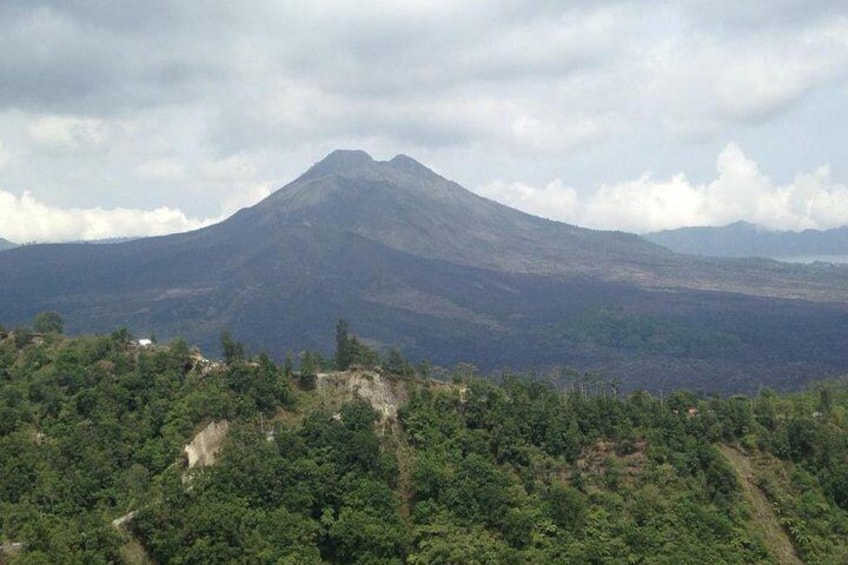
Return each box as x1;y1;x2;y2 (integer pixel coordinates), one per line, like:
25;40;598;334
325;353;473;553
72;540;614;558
644;221;848;259
2;326;848;563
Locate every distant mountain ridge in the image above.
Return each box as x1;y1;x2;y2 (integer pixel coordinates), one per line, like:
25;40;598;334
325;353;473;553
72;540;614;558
0;237;16;251
2;150;848;392
644;221;848;259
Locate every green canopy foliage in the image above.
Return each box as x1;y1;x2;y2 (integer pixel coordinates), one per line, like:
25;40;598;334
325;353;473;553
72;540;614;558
32;311;64;335
1;328;848;563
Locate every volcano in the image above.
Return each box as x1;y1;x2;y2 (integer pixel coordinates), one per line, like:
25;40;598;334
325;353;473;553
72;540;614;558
2;150;848;392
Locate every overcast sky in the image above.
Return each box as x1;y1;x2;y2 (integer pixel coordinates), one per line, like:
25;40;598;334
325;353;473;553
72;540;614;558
1;1;847;242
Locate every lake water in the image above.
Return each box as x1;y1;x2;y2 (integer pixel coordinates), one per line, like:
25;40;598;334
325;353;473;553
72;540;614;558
773;255;848;264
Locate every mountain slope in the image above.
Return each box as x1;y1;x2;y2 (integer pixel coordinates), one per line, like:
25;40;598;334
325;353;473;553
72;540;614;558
1;150;848;392
232;152;848;299
645;221;848;260
231;149;672;276
0;237;16;251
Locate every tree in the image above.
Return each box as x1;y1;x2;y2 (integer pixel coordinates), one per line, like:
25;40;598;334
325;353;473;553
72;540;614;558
110;327;132;347
283;352;294;379
33;311;64;334
385;347;412;377
220;330;246;364
349;336;379;368
545;483;586;533
300;351;318;377
335;319;352;371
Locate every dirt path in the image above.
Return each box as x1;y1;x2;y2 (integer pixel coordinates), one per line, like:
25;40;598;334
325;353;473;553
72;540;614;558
718;445;803;565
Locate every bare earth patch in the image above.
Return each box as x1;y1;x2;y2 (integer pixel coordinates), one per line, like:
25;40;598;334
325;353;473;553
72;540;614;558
719;444;802;565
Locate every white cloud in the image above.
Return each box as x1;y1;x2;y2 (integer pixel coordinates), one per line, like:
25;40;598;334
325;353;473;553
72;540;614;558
477;143;848;233
475;179;579;220
582;173;709;232
0;189;217;243
0;148;277;241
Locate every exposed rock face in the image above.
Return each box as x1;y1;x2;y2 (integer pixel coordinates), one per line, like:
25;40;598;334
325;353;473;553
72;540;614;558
183;420;229;468
316;370;407;421
0;542;25;556
111;511;138;529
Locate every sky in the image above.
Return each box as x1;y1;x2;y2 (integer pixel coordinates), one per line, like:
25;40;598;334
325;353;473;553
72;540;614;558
1;1;847;242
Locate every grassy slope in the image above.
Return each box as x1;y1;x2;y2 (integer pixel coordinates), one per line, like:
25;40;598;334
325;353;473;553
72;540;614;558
720;445;802;565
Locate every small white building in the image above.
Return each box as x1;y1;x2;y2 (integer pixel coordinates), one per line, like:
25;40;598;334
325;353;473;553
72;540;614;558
137;338;153;347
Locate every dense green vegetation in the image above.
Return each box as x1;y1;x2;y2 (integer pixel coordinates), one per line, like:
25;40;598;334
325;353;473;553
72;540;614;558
2;321;848;563
0;324;293;563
